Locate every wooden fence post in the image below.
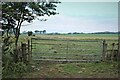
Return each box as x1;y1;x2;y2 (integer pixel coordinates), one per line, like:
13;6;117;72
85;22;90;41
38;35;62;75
30;38;32;55
21;43;27;64
66;40;69;61
102;40;107;61
28;40;31;63
31;38;33;61
111;43;115;61
118;36;120;79
117;38;120;63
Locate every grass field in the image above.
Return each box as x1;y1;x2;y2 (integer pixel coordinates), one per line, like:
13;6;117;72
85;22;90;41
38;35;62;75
30;34;118;60
32;39;102;60
20;33;118;40
19;34;119;78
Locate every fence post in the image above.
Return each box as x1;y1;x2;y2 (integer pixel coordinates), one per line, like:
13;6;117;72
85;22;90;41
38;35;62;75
118;42;120;61
118;36;120;79
21;43;27;64
66;40;68;61
28;40;31;63
31;38;32;54
111;43;115;61
102;40;107;61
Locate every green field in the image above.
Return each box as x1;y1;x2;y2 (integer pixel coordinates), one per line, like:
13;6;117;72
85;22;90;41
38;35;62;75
30;34;118;61
16;34;119;78
32;39;102;61
20;33;118;40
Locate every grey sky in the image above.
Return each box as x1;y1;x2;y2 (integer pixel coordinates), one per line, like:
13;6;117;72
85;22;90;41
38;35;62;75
21;1;118;33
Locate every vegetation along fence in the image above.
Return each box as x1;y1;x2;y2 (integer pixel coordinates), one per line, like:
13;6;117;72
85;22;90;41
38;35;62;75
15;40;31;64
31;38;105;63
102;40;119;61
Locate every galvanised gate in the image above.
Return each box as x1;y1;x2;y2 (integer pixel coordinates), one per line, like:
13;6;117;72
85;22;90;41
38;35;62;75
31;38;102;63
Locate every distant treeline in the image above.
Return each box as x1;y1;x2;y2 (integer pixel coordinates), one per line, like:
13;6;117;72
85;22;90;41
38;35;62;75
21;31;119;35
68;32;119;34
90;32;119;34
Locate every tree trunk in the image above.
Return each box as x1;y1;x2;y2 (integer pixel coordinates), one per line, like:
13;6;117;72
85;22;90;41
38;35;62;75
14;19;23;63
15;34;19;47
6;29;10;37
15;28;19;47
15;19;23;47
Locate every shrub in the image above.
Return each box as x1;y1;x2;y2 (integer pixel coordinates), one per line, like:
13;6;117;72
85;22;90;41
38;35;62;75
28;31;33;36
3;62;28;78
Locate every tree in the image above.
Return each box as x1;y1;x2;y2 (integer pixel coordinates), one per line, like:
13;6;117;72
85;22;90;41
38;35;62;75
2;1;60;47
28;31;33;36
43;30;46;34
40;31;43;34
2;1;60;64
34;30;39;34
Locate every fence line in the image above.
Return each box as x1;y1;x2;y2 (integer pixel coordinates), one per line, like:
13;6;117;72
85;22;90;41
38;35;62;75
102;40;118;61
34;59;100;63
31;38;118;62
31;38;103;62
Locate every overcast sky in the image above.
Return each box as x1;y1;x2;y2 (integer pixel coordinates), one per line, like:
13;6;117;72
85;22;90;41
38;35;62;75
21;1;118;33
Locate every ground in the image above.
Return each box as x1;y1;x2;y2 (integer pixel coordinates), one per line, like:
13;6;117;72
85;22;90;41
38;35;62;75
3;33;119;78
23;61;118;78
21;34;118;78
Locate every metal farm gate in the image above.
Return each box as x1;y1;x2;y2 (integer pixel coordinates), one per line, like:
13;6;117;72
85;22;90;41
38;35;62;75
31;38;103;63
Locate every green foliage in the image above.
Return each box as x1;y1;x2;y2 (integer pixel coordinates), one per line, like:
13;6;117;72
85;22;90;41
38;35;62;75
3;62;28;78
2;1;60;47
2;35;31;78
2;36;15;66
2;2;60;77
28;31;33;36
12;62;27;76
2;2;59;33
